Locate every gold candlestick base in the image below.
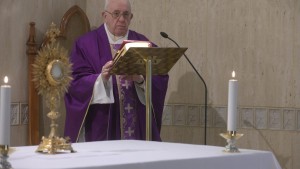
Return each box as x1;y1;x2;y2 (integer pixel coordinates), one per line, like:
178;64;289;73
220;131;244;153
0;145;12;169
0;145;9;156
36;136;75;154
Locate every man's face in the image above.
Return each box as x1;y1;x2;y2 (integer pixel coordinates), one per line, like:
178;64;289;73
103;0;133;37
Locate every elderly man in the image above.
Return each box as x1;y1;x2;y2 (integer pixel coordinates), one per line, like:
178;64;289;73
64;0;169;142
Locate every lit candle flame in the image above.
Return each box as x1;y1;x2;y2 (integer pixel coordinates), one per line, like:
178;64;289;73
4;76;8;84
231;71;236;78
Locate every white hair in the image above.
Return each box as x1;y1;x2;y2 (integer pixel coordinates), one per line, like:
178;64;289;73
104;0;131;11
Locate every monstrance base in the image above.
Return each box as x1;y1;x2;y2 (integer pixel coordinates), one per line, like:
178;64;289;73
36;136;76;154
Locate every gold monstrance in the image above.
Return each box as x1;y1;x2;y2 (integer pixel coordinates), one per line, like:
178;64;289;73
32;23;74;154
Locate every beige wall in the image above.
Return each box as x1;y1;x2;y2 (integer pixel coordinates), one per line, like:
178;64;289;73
1;0;300;169
120;1;299;169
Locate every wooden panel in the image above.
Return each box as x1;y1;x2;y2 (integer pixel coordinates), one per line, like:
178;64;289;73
26;22;40;145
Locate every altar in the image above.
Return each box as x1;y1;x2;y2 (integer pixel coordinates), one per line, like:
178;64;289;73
6;140;281;169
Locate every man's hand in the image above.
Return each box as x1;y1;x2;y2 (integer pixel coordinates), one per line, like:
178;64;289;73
101;61;113;81
120;75;144;84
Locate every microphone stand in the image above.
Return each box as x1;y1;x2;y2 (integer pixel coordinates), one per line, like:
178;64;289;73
160;32;208;145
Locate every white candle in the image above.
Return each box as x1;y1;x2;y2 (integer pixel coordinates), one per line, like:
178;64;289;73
0;76;11;145
227;71;238;131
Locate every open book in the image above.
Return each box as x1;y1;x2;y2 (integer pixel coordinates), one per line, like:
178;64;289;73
110;41;187;75
113;40;152;63
112;40;152;73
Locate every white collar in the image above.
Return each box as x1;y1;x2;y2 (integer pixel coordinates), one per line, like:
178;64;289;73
104;23;129;44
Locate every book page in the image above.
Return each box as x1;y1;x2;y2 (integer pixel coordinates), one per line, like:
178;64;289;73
123;41;151;50
113;41;152;63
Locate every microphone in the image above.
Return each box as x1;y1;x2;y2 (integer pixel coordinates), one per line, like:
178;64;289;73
160;32;169;39
160;32;208;145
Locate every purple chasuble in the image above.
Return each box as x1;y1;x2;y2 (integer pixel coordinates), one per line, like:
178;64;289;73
64;24;169;143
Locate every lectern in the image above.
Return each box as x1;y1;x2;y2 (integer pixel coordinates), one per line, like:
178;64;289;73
111;47;187;140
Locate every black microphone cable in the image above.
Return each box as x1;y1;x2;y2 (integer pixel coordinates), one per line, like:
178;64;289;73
160;32;208;145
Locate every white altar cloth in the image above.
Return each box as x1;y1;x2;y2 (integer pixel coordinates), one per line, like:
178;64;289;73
7;140;281;169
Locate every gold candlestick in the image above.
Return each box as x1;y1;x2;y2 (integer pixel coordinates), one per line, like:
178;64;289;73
0;145;12;169
220;131;243;153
